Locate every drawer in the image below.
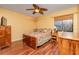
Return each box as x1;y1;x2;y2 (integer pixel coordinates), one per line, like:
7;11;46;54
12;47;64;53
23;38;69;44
0;39;5;47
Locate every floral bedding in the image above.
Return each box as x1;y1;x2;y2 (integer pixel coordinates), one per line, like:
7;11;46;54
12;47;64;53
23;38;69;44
24;29;52;46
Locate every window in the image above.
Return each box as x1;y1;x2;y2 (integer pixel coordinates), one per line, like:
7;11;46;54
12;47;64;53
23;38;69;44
54;14;73;32
54;20;62;31
63;20;73;32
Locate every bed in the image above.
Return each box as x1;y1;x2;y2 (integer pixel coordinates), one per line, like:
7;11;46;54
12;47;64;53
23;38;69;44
23;29;52;49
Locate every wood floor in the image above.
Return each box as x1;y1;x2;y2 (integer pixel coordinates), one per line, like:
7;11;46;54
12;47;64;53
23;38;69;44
0;40;58;55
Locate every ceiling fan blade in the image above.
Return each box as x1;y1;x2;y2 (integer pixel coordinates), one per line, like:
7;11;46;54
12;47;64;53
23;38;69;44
26;9;34;10
41;8;48;11
33;4;39;9
33;11;36;14
39;11;44;15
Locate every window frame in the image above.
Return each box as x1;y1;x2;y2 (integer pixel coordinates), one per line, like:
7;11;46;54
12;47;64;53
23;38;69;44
54;14;73;32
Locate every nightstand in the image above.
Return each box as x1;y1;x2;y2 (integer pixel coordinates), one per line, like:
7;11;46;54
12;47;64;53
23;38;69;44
51;32;58;42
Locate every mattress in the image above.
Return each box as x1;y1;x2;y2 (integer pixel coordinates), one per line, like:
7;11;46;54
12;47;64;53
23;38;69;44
24;31;51;46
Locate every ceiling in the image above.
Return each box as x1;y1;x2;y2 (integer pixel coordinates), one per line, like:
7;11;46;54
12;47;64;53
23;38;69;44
0;4;76;17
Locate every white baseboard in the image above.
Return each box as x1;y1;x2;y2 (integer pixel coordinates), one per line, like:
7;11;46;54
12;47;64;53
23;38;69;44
12;38;22;42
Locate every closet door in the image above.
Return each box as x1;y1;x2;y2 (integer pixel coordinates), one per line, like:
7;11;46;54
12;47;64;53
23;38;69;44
75;41;79;54
58;37;71;55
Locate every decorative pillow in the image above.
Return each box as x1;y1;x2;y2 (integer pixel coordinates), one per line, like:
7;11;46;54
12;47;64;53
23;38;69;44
33;29;38;32
43;29;47;33
34;28;52;33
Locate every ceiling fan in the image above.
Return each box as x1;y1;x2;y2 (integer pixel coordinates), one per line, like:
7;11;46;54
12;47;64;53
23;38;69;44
26;4;48;15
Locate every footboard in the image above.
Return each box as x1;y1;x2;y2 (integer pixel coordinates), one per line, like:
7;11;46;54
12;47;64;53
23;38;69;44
23;34;37;49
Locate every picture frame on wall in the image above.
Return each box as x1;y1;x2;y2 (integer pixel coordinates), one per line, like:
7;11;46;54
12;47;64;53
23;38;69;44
0;16;7;26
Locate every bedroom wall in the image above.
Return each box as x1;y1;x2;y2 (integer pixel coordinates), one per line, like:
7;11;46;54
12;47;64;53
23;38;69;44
0;8;36;42
0;6;79;42
36;6;79;33
77;6;79;33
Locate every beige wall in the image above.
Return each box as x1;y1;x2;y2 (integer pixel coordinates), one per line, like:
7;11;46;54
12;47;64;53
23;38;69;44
36;6;79;33
0;8;36;41
1;6;79;42
36;15;54;29
76;6;79;33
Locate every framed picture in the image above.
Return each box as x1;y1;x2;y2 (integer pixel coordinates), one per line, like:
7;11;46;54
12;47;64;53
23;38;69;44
1;16;7;26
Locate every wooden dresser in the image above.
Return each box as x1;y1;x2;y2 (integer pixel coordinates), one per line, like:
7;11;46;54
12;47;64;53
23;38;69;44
0;26;11;49
57;32;79;55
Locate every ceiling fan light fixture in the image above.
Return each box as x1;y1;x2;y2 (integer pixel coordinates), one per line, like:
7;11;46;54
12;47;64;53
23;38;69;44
35;9;39;13
26;4;48;15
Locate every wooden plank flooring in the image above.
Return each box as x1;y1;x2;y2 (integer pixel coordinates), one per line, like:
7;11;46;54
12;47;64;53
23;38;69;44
0;40;58;55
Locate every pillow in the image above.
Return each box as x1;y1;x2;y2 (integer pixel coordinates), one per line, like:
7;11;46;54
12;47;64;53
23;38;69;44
33;29;38;32
43;29;47;33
